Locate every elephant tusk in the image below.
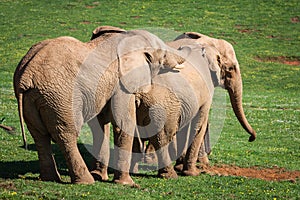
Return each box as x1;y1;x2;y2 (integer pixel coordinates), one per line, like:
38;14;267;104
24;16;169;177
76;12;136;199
174;64;185;70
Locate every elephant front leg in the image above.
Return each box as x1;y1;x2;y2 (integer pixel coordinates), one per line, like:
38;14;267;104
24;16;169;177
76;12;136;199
56;133;94;184
183;107;210;176
112;126;135;185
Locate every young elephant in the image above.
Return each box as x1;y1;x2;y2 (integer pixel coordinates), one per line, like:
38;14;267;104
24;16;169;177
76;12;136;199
14;27;185;185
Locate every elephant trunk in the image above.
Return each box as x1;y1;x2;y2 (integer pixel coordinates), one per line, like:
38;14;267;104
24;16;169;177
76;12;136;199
226;69;256;142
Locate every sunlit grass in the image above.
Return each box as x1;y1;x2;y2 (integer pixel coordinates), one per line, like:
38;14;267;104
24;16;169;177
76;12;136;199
0;0;299;199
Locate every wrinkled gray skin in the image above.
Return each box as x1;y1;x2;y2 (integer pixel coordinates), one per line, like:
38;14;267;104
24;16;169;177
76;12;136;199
14;26;185;185
92;30;256;180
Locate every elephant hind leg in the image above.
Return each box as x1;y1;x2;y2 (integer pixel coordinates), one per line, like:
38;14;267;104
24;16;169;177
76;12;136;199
150;130;178;179
55;132;94;184
36;136;61;182
23;97;61;182
29;128;62;182
38;105;94;184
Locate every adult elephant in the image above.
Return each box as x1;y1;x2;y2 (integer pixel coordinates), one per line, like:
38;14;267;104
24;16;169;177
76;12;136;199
134;33;256;177
91;30;256;179
13;26;185;185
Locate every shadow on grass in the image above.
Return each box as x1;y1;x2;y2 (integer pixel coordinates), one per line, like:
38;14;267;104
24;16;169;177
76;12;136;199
0;143;94;180
0;160;40;179
0;143;161;182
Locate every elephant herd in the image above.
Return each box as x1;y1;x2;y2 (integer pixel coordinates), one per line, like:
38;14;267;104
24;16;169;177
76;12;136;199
13;26;256;185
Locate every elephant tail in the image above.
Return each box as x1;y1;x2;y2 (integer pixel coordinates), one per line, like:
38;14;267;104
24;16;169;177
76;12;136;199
17;92;27;150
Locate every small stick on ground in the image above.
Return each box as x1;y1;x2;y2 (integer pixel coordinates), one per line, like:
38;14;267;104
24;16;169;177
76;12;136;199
0;124;16;134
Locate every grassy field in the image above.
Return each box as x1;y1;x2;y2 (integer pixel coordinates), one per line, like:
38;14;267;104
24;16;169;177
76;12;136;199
0;0;299;199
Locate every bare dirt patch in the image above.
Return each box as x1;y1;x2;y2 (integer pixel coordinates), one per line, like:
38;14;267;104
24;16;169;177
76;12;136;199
291;16;299;23
235;25;259;34
80;20;91;24
238;28;255;33
255;56;300;66
200;164;300;182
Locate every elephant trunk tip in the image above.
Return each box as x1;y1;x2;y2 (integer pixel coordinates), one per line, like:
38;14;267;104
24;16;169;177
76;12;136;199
248;130;256;142
248;134;256;142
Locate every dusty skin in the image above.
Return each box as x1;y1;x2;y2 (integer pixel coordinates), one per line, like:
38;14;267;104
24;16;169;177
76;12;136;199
199;164;300;182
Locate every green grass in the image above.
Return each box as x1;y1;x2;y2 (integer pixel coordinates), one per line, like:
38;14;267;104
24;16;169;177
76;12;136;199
0;0;299;199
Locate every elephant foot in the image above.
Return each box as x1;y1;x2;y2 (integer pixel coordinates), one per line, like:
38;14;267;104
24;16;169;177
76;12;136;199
40;168;62;183
158;166;178;179
90;161;109;181
91;170;109;181
73;174;95;184
182;166;200;176
113;171;135;186
40;173;62;183
71;170;95;184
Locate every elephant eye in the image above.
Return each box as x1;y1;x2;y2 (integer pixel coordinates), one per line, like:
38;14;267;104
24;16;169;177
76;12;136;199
227;66;235;72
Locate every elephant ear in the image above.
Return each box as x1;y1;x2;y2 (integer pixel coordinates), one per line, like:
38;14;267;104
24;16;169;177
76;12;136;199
213;39;238;72
116;34;153;93
202;45;221;72
201;45;222;87
90;26;126;40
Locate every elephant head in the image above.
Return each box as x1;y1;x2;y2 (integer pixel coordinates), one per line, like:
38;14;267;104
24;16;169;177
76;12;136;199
175;32;256;142
111;29;186;94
